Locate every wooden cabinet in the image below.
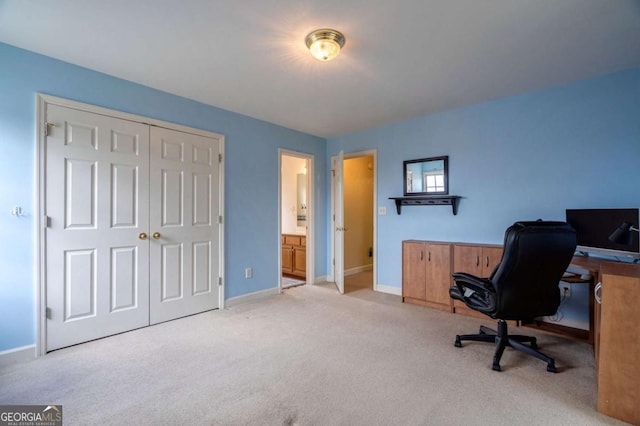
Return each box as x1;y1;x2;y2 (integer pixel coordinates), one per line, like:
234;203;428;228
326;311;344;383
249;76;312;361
282;234;306;279
452;244;503;318
402;241;452;312
596;262;640;425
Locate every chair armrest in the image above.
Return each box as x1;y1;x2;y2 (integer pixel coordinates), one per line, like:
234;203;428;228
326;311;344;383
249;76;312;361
452;272;493;293
451;272;496;315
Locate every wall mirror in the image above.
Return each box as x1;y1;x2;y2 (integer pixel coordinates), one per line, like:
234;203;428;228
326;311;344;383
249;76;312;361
296;173;307;226
403;156;449;196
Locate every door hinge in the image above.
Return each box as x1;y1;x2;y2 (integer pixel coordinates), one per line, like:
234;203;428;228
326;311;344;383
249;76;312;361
44;215;51;228
218;215;223;224
218;153;223;163
45;307;52;319
218;277;223;286
44;122;56;136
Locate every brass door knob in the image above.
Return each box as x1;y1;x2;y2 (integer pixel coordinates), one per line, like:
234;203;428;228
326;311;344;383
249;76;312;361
152;232;161;239
139;232;148;240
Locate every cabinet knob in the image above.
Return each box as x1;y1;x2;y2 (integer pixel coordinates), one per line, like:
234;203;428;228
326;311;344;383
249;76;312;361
139;232;148;240
152;232;161;239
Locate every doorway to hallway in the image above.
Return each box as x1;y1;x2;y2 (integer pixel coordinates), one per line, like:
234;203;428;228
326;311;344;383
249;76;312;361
331;150;377;294
343;155;375;292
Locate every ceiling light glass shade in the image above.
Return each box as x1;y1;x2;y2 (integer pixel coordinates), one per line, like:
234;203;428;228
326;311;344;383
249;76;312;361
305;29;345;61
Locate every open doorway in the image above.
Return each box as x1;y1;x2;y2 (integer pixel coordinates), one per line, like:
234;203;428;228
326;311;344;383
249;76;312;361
331;150;377;294
343;155;375;293
280;151;313;290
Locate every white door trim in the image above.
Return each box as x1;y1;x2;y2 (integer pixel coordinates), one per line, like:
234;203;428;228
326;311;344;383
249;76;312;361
330;149;378;292
278;149;315;290
35;93;225;356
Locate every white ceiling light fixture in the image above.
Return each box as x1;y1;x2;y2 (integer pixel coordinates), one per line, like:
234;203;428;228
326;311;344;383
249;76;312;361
305;29;345;61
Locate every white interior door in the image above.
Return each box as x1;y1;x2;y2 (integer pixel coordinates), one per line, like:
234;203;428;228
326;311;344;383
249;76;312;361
149;127;221;324
333;151;345;294
45;105;150;351
44;99;223;351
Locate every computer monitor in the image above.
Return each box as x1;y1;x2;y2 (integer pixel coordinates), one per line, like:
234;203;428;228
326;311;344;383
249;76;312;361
565;208;640;260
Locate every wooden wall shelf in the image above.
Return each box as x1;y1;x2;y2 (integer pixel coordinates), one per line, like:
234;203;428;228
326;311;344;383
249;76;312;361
389;195;461;215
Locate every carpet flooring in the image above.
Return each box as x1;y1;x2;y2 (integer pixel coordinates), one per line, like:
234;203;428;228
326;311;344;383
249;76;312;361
0;279;626;425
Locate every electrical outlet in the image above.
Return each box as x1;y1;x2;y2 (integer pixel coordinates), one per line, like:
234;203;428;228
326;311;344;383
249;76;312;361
562;285;571;298
378;206;387;215
245;267;253;279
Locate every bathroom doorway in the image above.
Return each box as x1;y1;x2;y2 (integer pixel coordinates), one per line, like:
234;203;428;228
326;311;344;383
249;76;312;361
279;150;314;290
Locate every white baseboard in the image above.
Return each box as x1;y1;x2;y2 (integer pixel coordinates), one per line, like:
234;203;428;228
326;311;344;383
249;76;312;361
0;345;36;367
375;284;401;296
225;287;280;308
345;264;373;276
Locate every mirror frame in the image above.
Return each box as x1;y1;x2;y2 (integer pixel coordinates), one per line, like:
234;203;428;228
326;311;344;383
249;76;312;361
403;156;449;196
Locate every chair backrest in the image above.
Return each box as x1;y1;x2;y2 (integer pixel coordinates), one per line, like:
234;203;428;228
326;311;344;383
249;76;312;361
489;221;577;320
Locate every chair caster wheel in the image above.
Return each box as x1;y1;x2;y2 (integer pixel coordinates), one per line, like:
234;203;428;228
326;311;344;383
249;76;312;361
454;336;462;348
547;363;557;373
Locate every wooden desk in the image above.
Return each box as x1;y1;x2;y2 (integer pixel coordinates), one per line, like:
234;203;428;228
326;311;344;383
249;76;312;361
596;262;640;425
570;256;640;425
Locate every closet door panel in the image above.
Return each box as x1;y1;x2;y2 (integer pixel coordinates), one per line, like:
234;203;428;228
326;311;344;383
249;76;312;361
45;104;150;351
149;127;221;324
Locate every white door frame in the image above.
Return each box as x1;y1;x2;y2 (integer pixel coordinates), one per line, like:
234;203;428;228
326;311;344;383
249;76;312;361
278;149;315;290
36;93;225;356
330;149;378;292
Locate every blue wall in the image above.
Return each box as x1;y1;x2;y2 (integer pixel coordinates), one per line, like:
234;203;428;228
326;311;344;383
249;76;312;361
0;42;327;352
328;67;640;326
2;39;639;353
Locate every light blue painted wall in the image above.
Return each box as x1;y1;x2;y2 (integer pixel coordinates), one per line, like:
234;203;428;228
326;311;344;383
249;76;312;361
2;40;638;352
0;42;327;352
328;67;640;328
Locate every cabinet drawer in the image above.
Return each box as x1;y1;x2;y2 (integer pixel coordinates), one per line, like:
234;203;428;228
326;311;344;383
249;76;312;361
284;235;301;246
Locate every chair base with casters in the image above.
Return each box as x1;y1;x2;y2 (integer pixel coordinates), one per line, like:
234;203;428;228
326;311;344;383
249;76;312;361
454;319;557;373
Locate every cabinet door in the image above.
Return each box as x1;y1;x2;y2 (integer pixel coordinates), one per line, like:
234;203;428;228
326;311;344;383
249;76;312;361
483;246;503;276
453;245;483;276
452;245;501;316
293;247;306;278
282;245;293;274
402;242;426;301
597;273;640;424
425;243;452;306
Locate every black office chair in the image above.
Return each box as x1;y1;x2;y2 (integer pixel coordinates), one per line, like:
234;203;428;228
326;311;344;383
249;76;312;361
450;221;576;372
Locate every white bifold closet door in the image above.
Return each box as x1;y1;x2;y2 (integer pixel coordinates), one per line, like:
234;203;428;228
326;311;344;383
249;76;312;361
148;126;220;325
45;104;220;351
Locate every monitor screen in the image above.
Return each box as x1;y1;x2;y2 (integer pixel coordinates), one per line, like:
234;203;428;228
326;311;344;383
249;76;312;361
565;208;640;259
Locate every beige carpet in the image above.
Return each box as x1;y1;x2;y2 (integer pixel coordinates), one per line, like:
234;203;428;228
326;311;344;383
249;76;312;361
0;282;626;425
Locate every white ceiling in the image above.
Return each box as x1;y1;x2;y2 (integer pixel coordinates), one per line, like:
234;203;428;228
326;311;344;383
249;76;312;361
1;0;639;138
